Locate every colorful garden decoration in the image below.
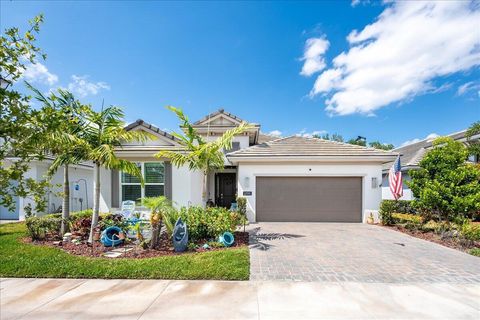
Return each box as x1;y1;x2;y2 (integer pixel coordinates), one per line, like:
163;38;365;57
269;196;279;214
101;226;124;247
173;218;188;252
218;232;234;247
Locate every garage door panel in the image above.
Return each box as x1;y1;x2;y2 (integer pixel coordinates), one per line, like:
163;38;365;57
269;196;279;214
256;177;362;222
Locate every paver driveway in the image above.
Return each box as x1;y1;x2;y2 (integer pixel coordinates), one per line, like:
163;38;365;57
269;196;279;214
248;223;480;283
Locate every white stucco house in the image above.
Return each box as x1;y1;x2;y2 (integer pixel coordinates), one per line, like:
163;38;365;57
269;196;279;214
382;129;480;201
2;109;398;223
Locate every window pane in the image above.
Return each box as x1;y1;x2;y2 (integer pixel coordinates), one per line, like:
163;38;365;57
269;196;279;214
121;163;141;183
145;185;164;198
144;162;164;183
122;185;141;202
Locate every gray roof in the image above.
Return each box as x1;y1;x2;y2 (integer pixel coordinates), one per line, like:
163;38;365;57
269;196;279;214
193;109;247;125
124;119;178;141
257;133;281;144
384;129;475;170
227;136;397;160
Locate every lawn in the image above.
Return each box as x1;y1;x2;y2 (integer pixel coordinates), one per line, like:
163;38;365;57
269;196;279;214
0;223;250;280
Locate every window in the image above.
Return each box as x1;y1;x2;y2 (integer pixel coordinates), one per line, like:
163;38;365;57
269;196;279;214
121;162;165;202
223;141;241;154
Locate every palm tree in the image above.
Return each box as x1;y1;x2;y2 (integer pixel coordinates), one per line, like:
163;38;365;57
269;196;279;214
83;105;152;242
141;196;175;248
155;106;253;204
27;83;89;234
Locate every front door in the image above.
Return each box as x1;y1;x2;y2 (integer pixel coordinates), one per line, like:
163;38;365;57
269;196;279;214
215;173;236;208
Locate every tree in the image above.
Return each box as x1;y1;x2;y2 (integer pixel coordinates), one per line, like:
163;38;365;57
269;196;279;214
466;121;480;161
142;196;175;249
369;141;394;150
1;14;51;215
155;106;253;203
407;137;480;221
83;105;152;242
347;136;367;147
314;133;344;142
28;84;90;234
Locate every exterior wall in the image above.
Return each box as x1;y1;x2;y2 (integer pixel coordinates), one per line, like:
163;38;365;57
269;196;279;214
171;165;203;208
381;173;413;200
236;162;384;223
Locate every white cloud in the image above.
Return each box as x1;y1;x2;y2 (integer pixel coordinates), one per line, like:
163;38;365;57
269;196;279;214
268;130;282;137
400;133;439;147
22;62;58;86
300;37;330;77
295;129;327;138
308;1;480;116
67;75;110;97
457;81;480;97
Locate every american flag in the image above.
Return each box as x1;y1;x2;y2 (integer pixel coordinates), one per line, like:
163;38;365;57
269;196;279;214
389;155;403;200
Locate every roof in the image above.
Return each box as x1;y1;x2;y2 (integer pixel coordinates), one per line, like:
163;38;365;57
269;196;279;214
257;133;281;144
124;119;178;142
227;136;397;162
193;108;247;125
384;129;478;171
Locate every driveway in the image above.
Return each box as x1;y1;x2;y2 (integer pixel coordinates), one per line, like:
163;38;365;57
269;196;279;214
2;278;479;319
248;223;480;283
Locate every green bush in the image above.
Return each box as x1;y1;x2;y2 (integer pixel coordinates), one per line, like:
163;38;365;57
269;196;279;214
379;200;416;225
164;206;241;242
392;213;423;230
25;216;63;240
459;222;480;241
468;248;480;257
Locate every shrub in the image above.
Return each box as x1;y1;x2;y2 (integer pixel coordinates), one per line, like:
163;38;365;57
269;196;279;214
70;217;92;239
459;222;480;242
392;213;423;224
408;137;480;221
26;216;63;240
468;248;480;257
379;200;414;225
165;206;241;242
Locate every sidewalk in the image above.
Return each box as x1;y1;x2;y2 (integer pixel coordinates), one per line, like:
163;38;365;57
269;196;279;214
1;278;479;319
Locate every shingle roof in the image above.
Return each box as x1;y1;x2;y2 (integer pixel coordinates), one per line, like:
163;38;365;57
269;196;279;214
124;119;178;141
384;129;471;170
227;136;397;160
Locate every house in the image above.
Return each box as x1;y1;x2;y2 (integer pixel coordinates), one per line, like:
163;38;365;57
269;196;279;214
2;109;397;223
381;129;480;200
0;157;94;221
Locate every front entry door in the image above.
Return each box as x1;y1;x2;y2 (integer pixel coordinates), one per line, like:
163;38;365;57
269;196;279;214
215;173;236;208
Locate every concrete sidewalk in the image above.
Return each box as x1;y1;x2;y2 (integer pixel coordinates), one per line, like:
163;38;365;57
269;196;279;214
1;278;479;319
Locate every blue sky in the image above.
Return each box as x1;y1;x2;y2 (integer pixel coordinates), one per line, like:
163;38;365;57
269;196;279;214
2;1;479;147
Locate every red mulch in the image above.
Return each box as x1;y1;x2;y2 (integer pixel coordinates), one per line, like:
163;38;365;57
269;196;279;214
24;231;249;259
381;224;480;253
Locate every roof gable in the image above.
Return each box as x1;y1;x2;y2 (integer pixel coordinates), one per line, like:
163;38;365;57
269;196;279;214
124;119;180;147
193;109;245;126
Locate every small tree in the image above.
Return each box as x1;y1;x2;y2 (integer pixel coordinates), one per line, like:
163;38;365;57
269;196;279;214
83;105;152;242
465;121;480;160
236;196;247;232
142;196;175;249
28;84;90;234
369;141;394;150
407;137;480;221
155;106;253;204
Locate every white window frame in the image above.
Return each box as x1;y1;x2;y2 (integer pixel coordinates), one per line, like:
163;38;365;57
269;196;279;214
119;161;165;202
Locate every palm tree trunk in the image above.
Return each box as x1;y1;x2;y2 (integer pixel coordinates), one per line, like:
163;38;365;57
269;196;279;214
61;164;70;235
202;170;208;205
88;162;101;243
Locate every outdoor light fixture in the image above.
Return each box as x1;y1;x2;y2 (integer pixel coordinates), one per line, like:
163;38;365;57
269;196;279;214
244;176;250;188
371;177;378;188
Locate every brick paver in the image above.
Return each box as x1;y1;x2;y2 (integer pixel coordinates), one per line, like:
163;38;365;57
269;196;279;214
248;223;480;283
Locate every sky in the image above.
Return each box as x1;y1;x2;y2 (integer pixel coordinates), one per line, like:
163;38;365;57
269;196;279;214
2;0;479;148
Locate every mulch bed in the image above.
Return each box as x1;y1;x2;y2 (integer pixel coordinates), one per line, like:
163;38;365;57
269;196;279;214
381;224;480;253
23;231;249;259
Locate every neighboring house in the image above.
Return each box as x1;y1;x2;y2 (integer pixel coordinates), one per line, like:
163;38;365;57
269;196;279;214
382;129;480;200
0;158;94;221
3;109;398;223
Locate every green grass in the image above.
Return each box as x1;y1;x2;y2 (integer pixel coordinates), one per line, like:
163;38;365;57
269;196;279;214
468;248;480;257
0;222;249;280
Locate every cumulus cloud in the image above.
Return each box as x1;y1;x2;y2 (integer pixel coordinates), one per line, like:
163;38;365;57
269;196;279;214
67;75;110;97
22;61;58;86
300;37;330;77
400;133;439;147
308;1;480;116
268;130;282;137
295;129;327;138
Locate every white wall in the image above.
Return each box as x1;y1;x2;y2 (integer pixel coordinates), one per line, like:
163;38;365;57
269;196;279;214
381;173;413;200
236;162;384;223
171;165;203;208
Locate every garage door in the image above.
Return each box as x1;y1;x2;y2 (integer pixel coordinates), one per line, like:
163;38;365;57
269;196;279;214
256;177;362;222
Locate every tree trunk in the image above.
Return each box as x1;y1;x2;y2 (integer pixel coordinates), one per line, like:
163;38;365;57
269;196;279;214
61;164;70;235
88;163;101;243
202;170;208;205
